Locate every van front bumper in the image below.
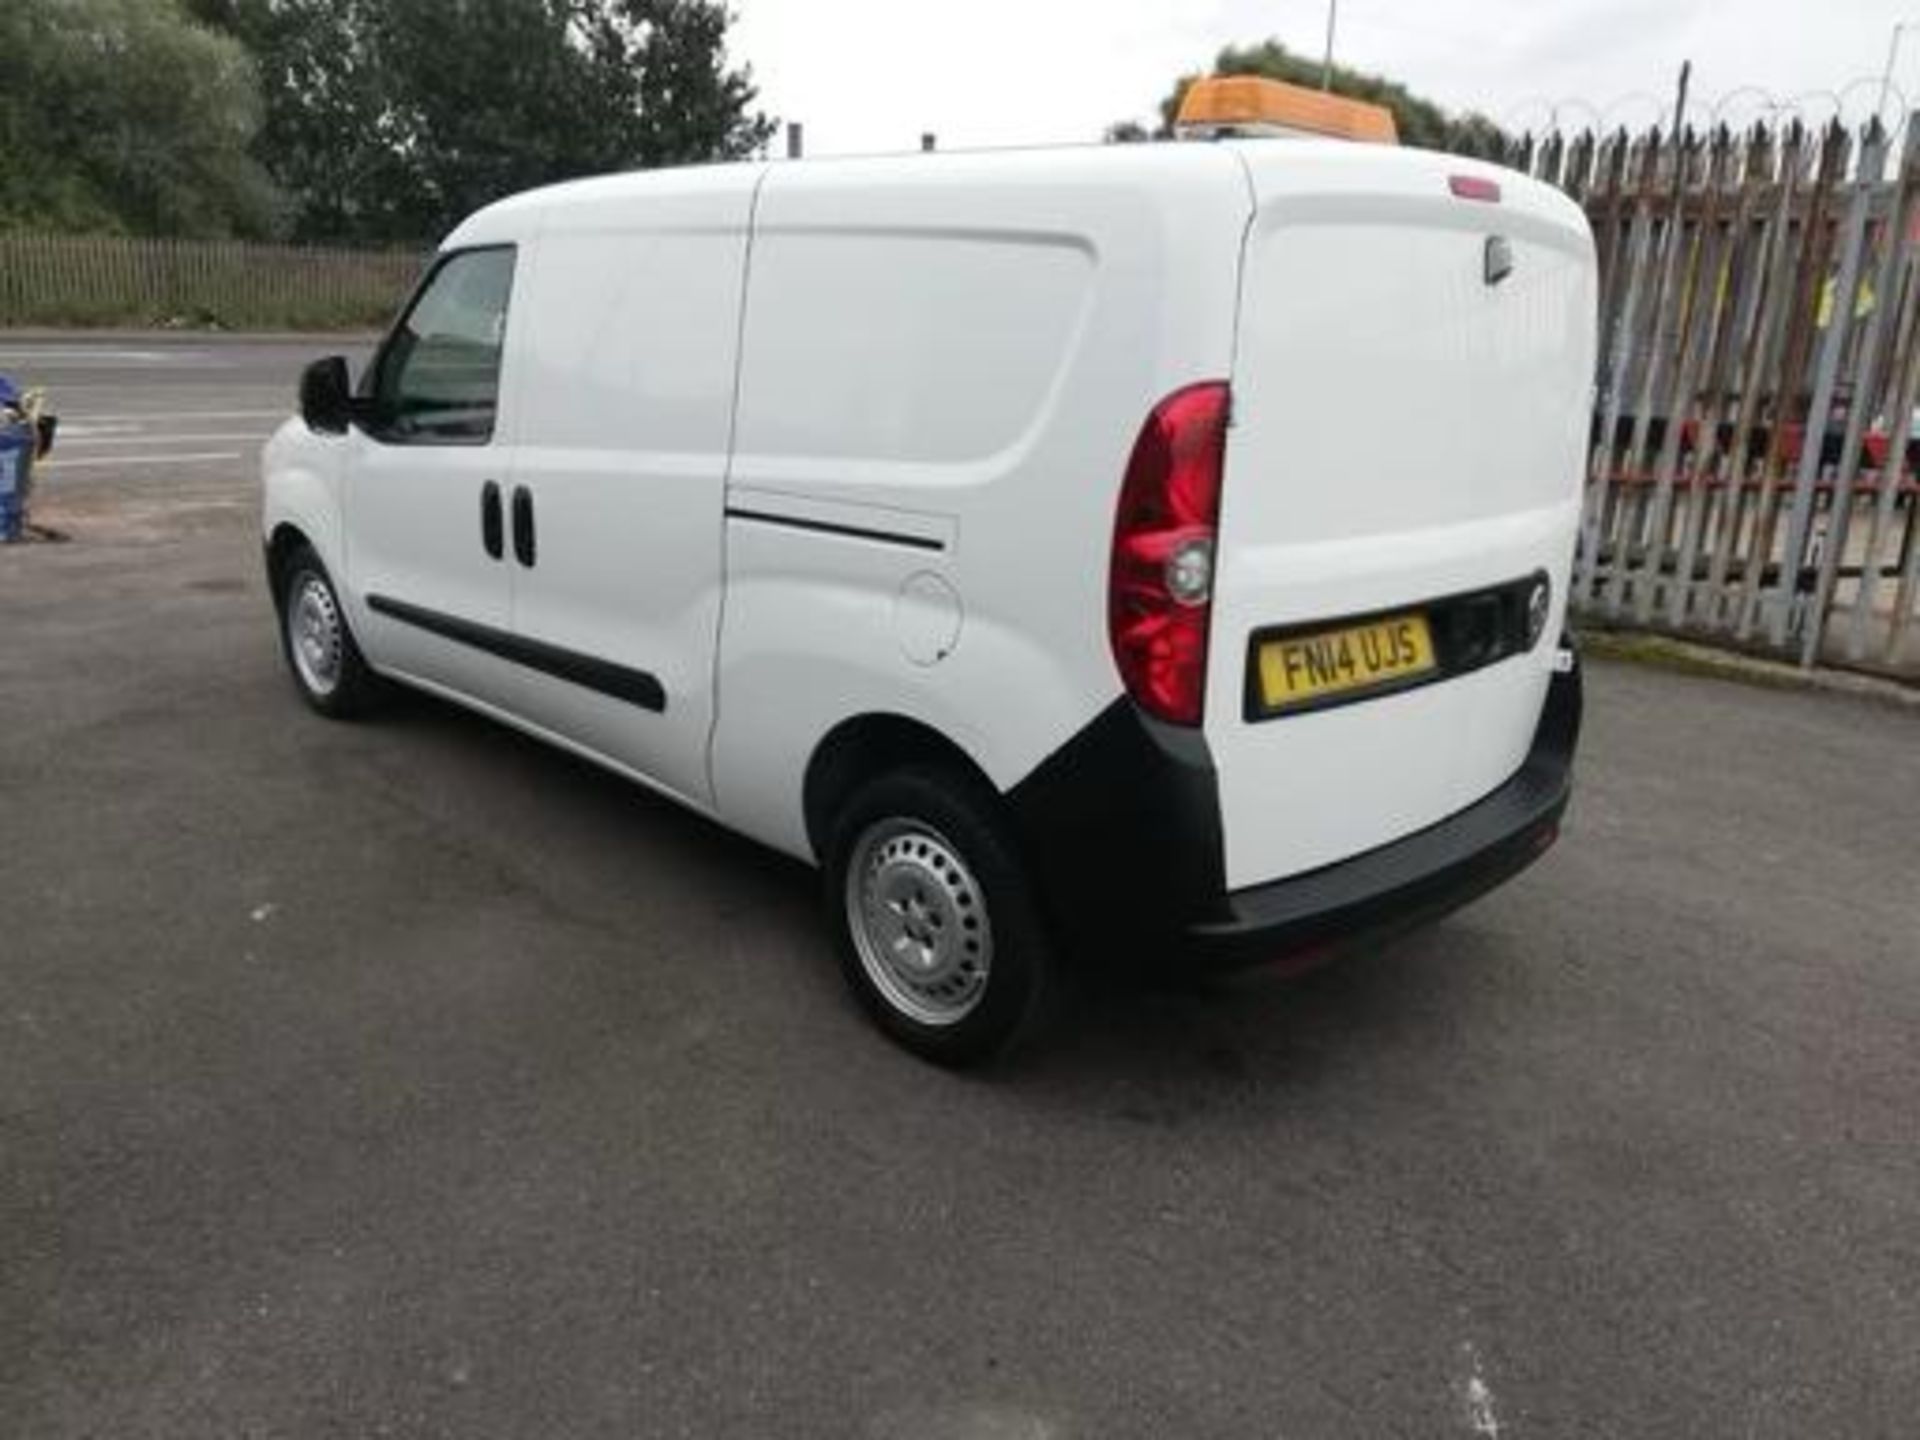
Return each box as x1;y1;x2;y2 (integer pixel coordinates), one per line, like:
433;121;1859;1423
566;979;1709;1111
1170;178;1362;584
1008;647;1581;972
1185;654;1579;969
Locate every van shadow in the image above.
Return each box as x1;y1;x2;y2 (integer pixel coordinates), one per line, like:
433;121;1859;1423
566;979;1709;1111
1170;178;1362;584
370;686;1506;1102
1014;925;1497;1106
369;683;812;900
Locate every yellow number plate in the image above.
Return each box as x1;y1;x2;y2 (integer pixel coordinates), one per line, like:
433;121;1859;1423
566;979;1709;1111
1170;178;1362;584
1256;613;1436;712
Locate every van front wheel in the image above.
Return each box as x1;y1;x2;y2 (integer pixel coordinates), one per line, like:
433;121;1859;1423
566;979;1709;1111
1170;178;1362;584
279;545;380;719
823;767;1060;1066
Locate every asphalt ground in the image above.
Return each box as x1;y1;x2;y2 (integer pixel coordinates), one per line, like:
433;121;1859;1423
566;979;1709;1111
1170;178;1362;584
2;333;1918;1437
0;334;371;542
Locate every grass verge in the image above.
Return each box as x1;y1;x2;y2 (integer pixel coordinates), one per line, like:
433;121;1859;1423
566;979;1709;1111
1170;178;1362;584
1579;626;1920;710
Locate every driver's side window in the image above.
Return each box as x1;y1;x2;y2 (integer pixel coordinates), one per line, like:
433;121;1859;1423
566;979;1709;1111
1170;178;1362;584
365;247;516;445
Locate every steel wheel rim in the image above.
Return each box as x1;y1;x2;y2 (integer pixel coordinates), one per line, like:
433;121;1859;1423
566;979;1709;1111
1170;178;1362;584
289;573;344;697
844;818;992;1026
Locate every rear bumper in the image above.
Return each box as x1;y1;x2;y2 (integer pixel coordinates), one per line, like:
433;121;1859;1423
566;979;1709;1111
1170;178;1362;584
1007;646;1581;971
1187;651;1579;968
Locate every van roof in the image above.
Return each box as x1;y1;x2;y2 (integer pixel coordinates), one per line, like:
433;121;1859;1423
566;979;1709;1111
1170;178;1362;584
444;142;1254;248
441;140;1577;252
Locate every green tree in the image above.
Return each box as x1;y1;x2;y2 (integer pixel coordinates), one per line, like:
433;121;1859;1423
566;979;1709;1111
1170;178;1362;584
213;0;393;242
0;0;279;236
195;0;774;243
1133;39;1506;156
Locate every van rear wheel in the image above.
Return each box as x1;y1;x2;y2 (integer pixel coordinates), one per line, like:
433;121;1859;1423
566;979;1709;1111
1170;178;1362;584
823;766;1060;1066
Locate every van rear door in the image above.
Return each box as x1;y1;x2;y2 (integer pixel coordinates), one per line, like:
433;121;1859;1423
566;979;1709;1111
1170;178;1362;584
1208;144;1595;889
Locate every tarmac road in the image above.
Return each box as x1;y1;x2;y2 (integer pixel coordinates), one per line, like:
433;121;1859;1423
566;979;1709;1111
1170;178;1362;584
2;332;1918;1437
0;332;370;534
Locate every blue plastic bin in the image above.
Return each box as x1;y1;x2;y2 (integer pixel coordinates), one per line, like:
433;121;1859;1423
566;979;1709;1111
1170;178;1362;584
0;419;33;542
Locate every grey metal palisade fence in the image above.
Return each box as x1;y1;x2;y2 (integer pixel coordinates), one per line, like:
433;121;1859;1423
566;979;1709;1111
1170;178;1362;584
0;234;422;333
1504;116;1920;678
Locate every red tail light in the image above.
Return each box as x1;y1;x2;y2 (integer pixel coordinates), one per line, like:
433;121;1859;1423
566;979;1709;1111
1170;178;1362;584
1107;381;1229;726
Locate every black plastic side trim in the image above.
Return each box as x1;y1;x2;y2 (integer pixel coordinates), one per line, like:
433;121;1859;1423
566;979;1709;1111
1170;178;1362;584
1191;653;1582;968
1006;698;1227;957
725;507;945;553
365;594;665;712
1002;650;1582;973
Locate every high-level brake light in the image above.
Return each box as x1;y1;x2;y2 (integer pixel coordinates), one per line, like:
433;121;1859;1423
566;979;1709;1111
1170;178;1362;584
1448;174;1503;203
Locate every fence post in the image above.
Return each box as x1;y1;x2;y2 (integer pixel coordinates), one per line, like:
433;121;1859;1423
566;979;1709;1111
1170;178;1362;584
1669;125;1761;626
1585;131;1665;611
1771;123;1878;652
1667;127;1751;626
1604;128;1699;618
1576;131;1632;606
1737;123;1850;644
1637;128;1739;625
1801;119;1920;665
1854;141;1920;661
1701;125;1800;629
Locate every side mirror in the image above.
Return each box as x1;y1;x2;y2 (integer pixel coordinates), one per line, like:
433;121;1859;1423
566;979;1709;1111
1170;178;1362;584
299;356;353;435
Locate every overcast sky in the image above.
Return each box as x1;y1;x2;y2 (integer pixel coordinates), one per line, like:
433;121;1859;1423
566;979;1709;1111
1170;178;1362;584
731;0;1918;155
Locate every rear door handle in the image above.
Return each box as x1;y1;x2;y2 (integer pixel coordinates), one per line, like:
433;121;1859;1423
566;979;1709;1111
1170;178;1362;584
480;481;503;560
511;485;535;568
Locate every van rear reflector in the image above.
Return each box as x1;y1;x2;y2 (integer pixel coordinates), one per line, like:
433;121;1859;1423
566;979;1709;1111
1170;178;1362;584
1448;174;1502;203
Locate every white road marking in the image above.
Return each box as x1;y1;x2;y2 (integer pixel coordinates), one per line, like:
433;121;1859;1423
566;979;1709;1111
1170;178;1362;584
49;409;287;423
28;385;293;398
41;452;242;470
52;424;138;439
0;349;187;363
54;433;271;448
1462;1344;1502;1438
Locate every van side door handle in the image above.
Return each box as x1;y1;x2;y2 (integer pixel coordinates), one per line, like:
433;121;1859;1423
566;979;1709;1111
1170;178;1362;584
480;481;503;560
511;485;535;568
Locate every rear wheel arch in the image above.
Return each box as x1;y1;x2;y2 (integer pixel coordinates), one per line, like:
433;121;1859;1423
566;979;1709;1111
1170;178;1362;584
802;714;1001;863
807;719;1066;1065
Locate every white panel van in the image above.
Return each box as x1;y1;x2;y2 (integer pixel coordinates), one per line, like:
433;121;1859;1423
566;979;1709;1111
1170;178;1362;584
263;141;1594;1065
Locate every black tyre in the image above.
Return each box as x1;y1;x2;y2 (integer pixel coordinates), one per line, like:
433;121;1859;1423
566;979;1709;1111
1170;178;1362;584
278;545;381;718
823;765;1062;1066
